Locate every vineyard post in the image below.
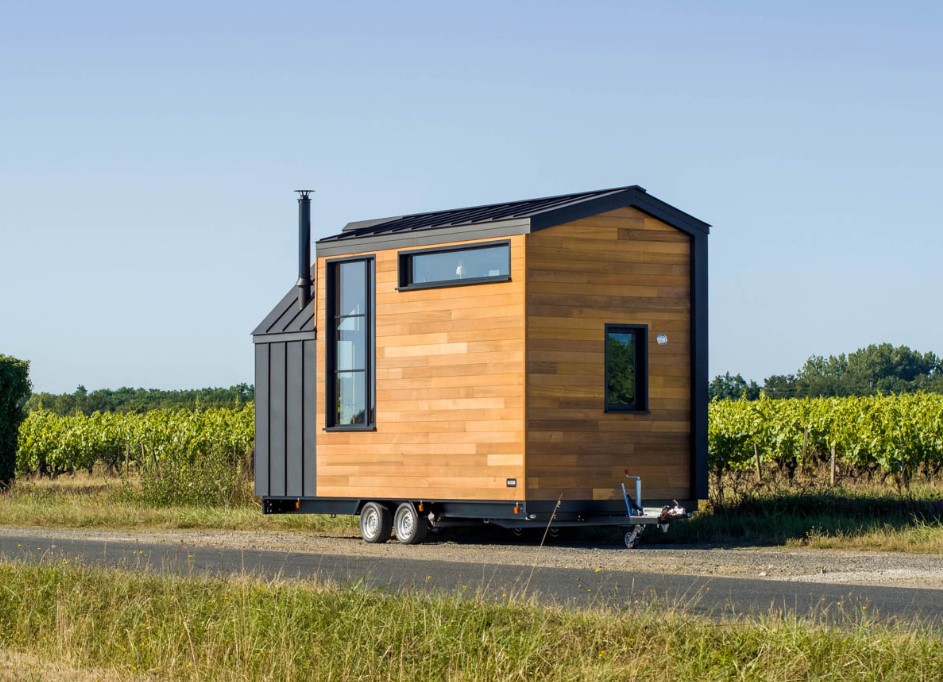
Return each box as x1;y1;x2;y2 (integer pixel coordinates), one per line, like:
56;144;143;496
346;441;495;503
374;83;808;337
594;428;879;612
801;429;809;477
830;443;836;487
754;443;762;482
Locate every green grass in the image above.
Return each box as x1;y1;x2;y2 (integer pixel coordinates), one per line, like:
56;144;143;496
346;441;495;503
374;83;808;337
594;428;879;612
0;474;357;535
0;558;941;681
5;474;943;553
649;481;943;552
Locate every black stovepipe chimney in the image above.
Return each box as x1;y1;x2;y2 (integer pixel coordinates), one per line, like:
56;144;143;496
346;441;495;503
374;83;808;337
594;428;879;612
295;189;314;309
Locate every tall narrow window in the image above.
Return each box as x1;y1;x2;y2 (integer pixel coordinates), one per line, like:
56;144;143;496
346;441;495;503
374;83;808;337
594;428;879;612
327;258;374;428
605;324;648;413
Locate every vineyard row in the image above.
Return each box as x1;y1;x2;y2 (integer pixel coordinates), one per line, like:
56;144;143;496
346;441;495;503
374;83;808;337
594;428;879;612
709;393;943;484
14;394;943;484
16;406;255;476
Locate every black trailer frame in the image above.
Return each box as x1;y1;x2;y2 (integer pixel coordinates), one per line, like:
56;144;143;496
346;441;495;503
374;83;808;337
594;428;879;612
262;478;690;549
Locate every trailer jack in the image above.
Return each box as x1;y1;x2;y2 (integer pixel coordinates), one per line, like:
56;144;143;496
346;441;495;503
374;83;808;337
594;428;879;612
620;475;688;549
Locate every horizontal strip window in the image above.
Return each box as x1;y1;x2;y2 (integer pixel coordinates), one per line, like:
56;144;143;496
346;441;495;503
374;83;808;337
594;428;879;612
398;241;510;290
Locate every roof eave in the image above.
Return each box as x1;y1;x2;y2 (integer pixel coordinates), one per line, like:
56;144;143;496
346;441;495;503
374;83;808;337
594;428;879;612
316;218;532;257
528;186;711;236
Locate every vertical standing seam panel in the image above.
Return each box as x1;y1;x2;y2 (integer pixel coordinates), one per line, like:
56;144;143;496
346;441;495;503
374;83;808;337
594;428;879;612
285;341;304;497
302;339;317;497
692;232;709;499
269;343;287;497
254;343;270;497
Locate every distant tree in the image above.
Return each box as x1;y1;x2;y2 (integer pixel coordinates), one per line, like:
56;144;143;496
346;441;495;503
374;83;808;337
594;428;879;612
709;372;760;401
929;372;943;393
0;355;31;486
844;343;941;394
762;374;799;399
795;354;849;397
26;384;255;415
761;344;942;398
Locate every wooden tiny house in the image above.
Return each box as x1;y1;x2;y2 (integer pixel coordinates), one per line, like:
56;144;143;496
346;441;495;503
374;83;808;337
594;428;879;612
254;186;709;543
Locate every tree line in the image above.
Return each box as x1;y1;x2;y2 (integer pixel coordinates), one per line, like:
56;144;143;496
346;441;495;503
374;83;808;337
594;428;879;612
710;343;943;401
26;383;255;415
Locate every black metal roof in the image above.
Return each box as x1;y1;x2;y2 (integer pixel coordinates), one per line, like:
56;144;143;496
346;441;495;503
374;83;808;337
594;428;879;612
252;285;315;339
318;185;710;250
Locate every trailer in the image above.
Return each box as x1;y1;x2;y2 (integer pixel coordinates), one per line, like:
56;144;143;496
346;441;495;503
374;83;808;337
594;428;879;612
253;186;709;547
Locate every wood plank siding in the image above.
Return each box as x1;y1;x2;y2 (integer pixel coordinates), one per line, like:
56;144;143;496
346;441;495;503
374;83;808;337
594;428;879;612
315;235;527;500
525;207;692;502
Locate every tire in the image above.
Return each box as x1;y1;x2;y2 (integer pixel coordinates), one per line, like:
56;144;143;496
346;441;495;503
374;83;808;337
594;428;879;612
394;502;428;545
360;502;393;544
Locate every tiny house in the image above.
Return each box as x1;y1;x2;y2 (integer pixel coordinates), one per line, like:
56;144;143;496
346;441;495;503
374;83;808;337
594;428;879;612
253;185;709;544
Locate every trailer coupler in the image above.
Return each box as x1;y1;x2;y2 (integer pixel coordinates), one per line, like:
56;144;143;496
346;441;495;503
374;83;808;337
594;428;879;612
621;473;688;548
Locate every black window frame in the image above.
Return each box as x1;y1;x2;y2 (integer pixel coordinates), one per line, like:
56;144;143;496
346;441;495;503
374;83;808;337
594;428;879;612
604;323;649;414
325;255;376;431
397;240;511;290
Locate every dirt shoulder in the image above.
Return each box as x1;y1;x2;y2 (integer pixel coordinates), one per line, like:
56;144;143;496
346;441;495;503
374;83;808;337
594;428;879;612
1;525;941;589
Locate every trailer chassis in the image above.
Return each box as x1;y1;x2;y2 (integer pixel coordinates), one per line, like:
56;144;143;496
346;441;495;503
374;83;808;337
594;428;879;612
263;475;689;549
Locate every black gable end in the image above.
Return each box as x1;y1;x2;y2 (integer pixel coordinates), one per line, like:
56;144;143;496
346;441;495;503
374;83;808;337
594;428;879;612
252;284;316;341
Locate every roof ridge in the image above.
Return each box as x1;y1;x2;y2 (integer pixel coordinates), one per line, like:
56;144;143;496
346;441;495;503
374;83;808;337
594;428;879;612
337;184;644;237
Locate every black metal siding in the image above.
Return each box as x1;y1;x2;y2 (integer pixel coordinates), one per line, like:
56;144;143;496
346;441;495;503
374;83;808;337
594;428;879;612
254;344;270;496
253;336;318;499
285;341;304;497
268;343;287;497
302;340;317;497
691;232;709;500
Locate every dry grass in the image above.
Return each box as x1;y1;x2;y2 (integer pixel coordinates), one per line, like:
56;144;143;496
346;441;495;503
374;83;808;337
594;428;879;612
6;473;943;554
0;559;941;681
0;473;357;535
650;474;943;553
0;649;134;682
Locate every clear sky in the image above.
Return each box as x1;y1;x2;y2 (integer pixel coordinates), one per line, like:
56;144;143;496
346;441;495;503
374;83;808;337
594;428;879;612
2;0;941;393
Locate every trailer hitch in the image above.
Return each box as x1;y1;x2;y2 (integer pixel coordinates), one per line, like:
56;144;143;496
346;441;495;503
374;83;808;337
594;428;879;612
620;476;689;548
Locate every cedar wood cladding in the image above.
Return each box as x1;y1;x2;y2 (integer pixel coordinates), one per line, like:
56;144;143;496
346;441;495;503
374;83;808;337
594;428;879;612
526;207;692;501
315;235;527;500
309;185;709;503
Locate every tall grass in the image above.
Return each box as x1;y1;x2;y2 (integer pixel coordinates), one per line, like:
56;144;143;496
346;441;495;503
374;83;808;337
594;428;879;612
0;474;356;534
648;474;943;552
0;559;941;681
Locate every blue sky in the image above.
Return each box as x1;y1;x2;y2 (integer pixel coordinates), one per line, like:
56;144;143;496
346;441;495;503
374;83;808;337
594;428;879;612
2;1;941;393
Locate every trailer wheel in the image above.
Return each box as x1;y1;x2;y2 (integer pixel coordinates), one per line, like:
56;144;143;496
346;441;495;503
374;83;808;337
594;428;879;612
394;503;428;545
360;502;393;544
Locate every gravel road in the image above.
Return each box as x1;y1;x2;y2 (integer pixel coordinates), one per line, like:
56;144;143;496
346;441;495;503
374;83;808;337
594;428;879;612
2;525;941;590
